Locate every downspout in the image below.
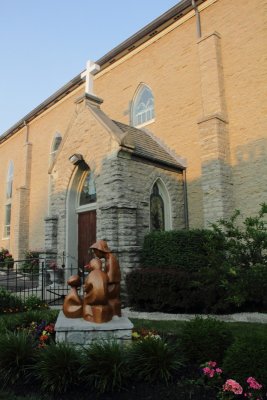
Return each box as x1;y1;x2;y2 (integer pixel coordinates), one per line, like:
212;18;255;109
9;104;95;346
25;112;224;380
192;0;202;38
183;169;189;229
24;120;29;142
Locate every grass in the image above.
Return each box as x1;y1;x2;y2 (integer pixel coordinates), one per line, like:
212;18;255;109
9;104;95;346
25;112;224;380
130;318;267;339
0;309;58;333
0;392;38;400
1;311;267;338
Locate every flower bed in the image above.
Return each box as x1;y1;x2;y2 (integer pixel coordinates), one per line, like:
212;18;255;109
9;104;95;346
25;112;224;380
0;313;266;399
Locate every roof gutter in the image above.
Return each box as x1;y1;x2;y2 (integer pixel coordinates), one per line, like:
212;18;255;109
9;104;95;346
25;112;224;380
97;0;204;69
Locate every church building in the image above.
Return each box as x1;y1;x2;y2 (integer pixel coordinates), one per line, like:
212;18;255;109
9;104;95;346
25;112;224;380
0;0;266;277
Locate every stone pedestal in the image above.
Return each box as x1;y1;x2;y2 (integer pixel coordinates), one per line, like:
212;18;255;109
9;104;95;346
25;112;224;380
55;311;133;345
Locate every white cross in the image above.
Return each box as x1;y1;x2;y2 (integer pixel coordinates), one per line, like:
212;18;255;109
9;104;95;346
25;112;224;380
81;60;100;95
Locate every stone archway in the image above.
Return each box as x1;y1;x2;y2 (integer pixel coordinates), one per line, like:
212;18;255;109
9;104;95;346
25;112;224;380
66;169;97;271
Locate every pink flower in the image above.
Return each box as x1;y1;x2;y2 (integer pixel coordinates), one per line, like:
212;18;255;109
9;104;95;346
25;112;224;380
216;368;222;374
208;361;217;368
203;367;214;377
223;379;243;395
247;377;262;390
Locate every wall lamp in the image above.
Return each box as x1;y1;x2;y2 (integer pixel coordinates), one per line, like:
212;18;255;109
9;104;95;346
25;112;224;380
69;154;89;170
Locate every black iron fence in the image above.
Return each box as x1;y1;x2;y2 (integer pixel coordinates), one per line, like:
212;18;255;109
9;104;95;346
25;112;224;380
0;258;78;305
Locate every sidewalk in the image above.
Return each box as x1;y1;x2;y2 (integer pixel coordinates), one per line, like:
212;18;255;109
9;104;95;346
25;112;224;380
122;308;267;324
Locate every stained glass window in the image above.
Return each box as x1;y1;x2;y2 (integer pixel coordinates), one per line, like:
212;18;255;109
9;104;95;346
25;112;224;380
79;172;96;205
150;183;165;231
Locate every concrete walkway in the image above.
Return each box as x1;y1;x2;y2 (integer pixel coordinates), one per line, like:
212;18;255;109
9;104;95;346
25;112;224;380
122;308;267;324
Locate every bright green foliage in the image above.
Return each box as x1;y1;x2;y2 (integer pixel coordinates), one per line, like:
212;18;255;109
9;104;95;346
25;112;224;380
128;336;182;384
128;204;267;313
180;317;234;366
0;332;36;387
223;332;267;386
211;203;267;268
209;203;267;308
35;342;82;394
81;340;129;393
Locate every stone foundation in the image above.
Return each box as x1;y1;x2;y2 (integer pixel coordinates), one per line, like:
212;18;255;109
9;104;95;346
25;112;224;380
55;311;133;345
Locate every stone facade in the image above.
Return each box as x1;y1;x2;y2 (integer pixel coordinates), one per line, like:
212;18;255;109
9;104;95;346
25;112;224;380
47;96;185;274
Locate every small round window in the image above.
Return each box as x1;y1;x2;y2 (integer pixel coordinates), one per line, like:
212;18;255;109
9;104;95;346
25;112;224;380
79;172;96;206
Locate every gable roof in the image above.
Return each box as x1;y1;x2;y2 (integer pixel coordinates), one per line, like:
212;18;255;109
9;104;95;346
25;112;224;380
112;120;185;171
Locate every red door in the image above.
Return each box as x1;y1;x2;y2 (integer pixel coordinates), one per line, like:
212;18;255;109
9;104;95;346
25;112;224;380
78;210;96;268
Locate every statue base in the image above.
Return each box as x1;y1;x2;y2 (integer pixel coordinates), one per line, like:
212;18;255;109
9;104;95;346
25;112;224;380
55;311;133;345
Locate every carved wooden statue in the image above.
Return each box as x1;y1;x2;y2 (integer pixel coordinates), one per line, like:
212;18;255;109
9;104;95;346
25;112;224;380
63;240;121;323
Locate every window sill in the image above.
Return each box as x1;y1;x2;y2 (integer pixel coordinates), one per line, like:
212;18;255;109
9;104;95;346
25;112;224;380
134;118;155;129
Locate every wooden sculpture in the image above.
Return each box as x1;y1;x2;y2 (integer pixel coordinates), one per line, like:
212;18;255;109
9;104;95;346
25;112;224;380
63;240;121;323
63;275;83;318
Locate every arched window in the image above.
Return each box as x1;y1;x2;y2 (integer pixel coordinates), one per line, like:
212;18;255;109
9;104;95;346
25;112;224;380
79;171;96;206
50;133;62;164
4;161;14;238
6;161;14;199
132;84;155;127
150;180;171;231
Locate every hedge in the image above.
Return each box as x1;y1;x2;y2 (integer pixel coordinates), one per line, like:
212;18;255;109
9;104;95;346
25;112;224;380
126;264;267;314
141;229;225;271
126;268;230;314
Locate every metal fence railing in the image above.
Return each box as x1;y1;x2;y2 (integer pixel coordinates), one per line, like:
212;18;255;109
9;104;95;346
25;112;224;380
0;258;78;305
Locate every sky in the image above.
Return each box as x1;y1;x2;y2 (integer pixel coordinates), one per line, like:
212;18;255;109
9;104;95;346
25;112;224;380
0;0;180;135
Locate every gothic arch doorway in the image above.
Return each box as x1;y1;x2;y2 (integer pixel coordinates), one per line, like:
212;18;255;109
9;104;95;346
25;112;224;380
66;169;97;270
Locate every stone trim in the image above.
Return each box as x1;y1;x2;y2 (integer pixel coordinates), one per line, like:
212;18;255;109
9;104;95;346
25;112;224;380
198;113;228;125
75;92;103;106
197;30;221;44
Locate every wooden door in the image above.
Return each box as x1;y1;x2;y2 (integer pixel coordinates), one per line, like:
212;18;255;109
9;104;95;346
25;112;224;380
78;210;96;268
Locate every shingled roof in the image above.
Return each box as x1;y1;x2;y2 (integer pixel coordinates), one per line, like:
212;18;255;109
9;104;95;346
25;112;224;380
112;120;185;171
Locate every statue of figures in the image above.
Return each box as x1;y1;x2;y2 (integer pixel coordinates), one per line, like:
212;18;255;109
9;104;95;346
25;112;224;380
63;240;121;323
83;256;112;323
89;240;121;318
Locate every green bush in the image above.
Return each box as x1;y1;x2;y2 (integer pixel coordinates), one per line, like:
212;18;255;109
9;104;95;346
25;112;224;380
24;295;48;311
0;332;36;387
81;340;128;393
128;336;182;384
130;205;267;314
35;342;82;394
223;332;267;386
211;204;267;269
141;229;225;271
126;268;229;314
180;317;234;366
0;288;24;314
0;248;14;269
20;251;39;274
